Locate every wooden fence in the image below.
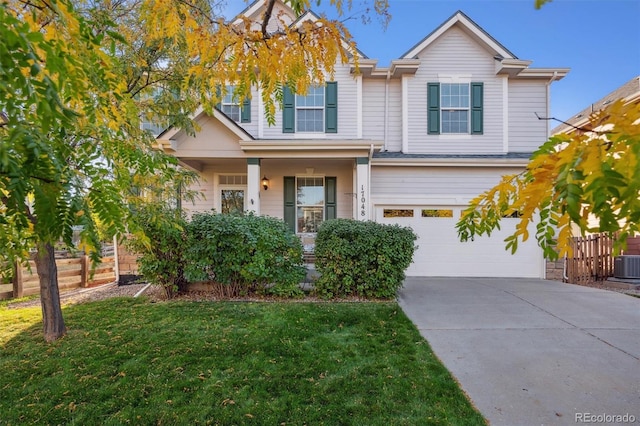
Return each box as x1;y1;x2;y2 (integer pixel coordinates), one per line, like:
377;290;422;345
0;255;116;300
565;233;617;285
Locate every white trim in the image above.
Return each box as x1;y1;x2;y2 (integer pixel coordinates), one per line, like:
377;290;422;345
438;134;472;140
371;157;529;167
257;86;264;138
437;74;472;83
356;74;363;138
241;139;382;151
402;75;409;153
158;107;252;143
503;76;509;152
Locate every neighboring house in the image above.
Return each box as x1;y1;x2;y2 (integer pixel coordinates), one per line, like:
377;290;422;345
551;75;640;135
158;1;569;278
551;75;640;257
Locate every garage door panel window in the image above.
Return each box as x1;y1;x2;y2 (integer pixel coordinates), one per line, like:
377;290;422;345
383;209;414;218
421;209;454;218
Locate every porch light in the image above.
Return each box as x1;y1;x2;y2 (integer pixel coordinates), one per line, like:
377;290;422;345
262;175;270;190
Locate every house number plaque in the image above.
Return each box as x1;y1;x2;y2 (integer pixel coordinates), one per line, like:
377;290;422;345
360;185;366;217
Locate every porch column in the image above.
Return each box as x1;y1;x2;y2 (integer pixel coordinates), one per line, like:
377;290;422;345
356;157;370;221
247;158;261;215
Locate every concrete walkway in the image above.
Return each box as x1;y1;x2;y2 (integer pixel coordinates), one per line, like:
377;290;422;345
398;277;640;426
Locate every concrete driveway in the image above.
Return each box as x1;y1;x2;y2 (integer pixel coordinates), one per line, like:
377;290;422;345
398;277;640;426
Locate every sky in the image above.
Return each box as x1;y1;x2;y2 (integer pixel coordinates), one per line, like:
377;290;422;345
223;0;640;123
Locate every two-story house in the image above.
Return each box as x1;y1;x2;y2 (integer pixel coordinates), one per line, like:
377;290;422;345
158;1;569;278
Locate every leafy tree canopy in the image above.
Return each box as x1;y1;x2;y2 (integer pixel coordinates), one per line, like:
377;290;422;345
457;100;640;260
0;0;388;341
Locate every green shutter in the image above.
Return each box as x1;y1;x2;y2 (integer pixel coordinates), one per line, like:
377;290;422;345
215;85;221;110
325;177;337;220
427;83;440;134
241;97;251;123
471;82;483;135
284;176;296;232
283;86;295;133
325;82;338;133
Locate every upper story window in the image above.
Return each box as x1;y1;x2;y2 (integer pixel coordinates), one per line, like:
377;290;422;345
428;82;483;135
296;86;325;132
441;83;470;133
221;85;241;122
217;85;251;123
282;82;337;134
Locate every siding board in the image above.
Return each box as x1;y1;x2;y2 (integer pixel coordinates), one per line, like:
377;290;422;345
508;80;548;152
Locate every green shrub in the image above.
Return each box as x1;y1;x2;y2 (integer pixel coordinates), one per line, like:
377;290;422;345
184;212;305;297
126;205;189;299
314;219;417;299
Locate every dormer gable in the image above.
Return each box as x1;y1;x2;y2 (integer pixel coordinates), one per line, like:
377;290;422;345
402;11;516;60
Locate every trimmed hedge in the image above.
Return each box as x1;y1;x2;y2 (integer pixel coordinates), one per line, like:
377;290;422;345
184;213;306;297
314;219;417;299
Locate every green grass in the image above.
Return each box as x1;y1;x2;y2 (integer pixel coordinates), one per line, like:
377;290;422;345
0;298;486;425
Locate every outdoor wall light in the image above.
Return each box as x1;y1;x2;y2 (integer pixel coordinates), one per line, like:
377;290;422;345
262;176;270;190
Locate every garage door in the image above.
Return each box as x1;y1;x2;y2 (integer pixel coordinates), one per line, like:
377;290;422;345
376;206;543;278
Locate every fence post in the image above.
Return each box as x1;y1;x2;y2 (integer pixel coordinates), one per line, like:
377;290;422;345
12;261;23;298
80;255;89;288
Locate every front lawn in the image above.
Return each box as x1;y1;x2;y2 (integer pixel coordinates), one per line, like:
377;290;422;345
0;298;485;425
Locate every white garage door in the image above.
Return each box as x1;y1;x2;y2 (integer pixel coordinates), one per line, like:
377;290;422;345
376;206;543;278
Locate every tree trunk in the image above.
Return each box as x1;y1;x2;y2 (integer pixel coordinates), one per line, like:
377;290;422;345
34;241;66;342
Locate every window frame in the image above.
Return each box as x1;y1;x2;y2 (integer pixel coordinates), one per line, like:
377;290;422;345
428;80;483;136
221;85;241;122
295;176;325;233
295;86;325;133
440;83;470;134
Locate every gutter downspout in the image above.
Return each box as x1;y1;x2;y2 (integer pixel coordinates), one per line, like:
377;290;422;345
384;69;391;151
545;71;559;139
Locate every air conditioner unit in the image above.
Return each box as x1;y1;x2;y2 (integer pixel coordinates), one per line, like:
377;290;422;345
613;255;640;279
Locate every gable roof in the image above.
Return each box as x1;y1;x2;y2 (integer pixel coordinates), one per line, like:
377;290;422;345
158;107;254;150
401;10;517;60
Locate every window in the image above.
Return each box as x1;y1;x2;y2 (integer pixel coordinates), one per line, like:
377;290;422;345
384;209;414;218
282;82;337;133
428;82;483;135
283;176;336;233
421;209;453;218
217;85;251;123
296;177;324;232
221;85;241;122
296;86;325;132
218;175;247;214
441;83;469;133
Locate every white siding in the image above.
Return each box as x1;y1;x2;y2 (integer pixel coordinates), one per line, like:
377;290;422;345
362;79;385;141
387;79;403;152
261;63;358;139
508;80;548;152
405;26;504;154
371;166;522;203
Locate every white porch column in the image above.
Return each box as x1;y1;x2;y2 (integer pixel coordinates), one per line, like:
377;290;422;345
247;158;261;215
356;157;370;221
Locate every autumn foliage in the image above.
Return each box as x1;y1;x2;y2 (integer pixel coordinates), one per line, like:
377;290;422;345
457;100;640;260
